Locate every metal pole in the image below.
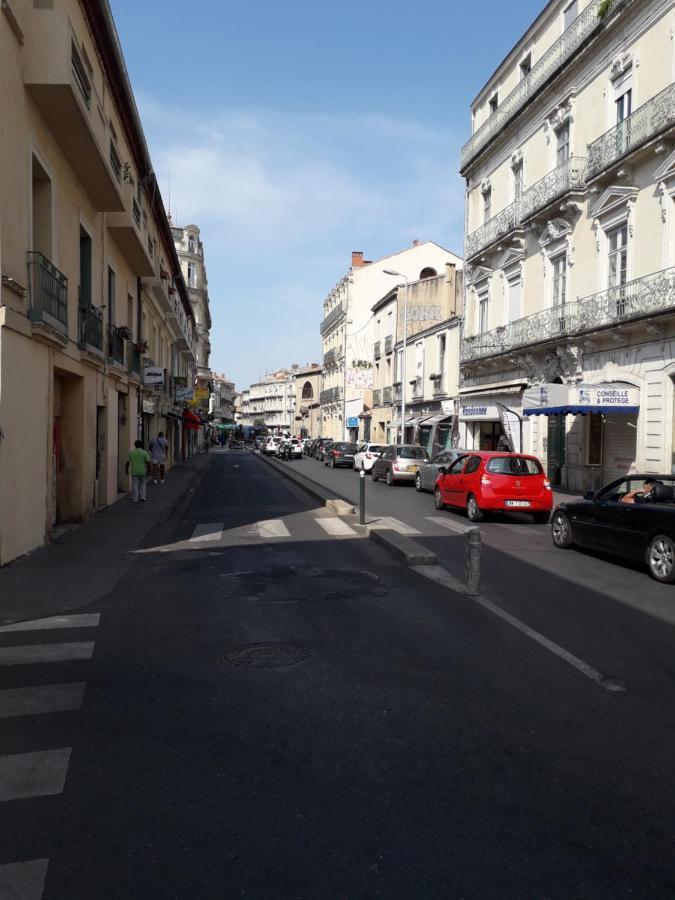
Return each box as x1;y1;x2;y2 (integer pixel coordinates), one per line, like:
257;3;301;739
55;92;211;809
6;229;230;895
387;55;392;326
400;277;408;443
464;526;481;596
359;468;366;525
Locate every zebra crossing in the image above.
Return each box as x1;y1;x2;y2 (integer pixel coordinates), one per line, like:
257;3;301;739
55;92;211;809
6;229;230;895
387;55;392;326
0;612;100;899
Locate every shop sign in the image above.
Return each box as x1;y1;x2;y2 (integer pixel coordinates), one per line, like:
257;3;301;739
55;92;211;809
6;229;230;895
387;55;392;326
578;386;635;407
175;386;194;402
144;366;164;386
346;368;374;389
459;403;498;420
142;397;158;414
347;417;359;428
194;387;210;402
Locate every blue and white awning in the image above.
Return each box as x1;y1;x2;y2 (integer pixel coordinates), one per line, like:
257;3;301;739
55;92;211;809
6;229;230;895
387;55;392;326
523;382;640;416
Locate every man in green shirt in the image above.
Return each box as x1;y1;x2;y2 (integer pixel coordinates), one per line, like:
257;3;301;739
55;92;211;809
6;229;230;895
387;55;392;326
126;440;151;503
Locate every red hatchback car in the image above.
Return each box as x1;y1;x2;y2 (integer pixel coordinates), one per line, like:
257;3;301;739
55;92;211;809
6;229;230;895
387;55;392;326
434;451;553;523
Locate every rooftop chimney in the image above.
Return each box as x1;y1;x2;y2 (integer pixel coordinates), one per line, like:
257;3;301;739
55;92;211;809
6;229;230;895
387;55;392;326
412;239;421;247
351;251;366;268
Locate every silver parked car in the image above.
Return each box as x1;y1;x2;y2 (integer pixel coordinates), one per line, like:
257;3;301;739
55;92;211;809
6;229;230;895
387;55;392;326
415;449;468;493
371;445;429;485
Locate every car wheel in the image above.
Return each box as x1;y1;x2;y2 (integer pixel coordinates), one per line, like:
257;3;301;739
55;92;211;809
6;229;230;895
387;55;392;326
434;487;446;511
551;511;573;548
647;534;675;583
415;473;422;492
532;512;550;525
466;494;483;522
385;469;394;486
371;469;378;482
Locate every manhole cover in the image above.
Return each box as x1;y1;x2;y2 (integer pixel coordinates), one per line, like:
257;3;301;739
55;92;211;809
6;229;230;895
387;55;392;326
224;642;309;668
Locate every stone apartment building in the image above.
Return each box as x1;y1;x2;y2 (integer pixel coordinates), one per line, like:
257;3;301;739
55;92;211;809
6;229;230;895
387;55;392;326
320;243;462;443
210;373;235;422
0;0;198;565
460;0;675;490
293;364;322;438
246;370;296;432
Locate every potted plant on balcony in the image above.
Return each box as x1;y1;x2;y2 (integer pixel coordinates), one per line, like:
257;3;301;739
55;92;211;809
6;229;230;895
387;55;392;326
597;0;612;18
134;339;149;353
117;326;132;340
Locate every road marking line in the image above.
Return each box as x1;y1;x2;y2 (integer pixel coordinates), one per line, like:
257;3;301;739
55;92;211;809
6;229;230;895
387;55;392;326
0;748;72;802
189;523;224;542
412;565;626;693
0;683;86;720
0;643;95;666
256;519;291;538
425;516;467;535
315;517;358;537
372;517;421;536
0;859;49;900
0;614;100;634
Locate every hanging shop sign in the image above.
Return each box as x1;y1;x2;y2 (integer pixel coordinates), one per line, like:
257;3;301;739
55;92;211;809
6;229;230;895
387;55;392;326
523;382;640;416
142;397;158;414
347;417;359;428
143;366;164;386
175;386;194;402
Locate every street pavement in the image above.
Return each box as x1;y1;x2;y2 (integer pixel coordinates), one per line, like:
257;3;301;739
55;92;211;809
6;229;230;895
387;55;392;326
1;449;674;898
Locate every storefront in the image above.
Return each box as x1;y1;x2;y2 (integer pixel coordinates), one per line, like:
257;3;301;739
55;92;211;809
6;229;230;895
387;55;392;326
523;382;640;489
418;412;455;456
458;392;525;452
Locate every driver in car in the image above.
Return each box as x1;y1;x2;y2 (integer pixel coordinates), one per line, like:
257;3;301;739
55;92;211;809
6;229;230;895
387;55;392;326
620;478;658;504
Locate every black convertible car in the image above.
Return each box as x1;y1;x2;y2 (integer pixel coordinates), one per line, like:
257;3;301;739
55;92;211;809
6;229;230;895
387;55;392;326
551;474;675;583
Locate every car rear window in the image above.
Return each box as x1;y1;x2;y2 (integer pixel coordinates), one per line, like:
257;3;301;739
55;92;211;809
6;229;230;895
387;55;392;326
486;456;543;475
368;445;383;453
398;446;428;460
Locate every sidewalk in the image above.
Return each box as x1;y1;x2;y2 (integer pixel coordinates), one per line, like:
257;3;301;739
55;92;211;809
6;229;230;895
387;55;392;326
0;453;213;625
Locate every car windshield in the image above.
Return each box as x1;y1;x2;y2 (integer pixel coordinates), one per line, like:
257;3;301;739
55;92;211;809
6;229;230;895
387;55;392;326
397;446;428;460
486;456;543;475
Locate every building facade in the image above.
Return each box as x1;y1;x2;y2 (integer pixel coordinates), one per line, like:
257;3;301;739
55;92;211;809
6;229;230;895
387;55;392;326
320;243;463;443
293;364;323;438
0;0;197;565
247;370;296;432
460;0;675;489
210;373;235;422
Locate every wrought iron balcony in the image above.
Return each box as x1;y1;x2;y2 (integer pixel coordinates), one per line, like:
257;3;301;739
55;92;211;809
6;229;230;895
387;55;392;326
320;302;344;336
374;341;381;359
586;81;675;180
27;251;68;336
372;389;382;407
107;325;126;365
384;335;393;354
461;266;675;362
466;201;521;260
383;386;393;404
521;156;588;221
320;386;342;404
412;377;423;399
79;304;103;353
323;347;339;368
460;0;630;172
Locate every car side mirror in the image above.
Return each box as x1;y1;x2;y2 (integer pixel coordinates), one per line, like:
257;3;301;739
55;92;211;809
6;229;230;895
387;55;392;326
438;466;447;476
583;489;595;501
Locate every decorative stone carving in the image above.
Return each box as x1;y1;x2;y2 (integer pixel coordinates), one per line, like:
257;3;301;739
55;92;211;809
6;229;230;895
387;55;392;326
538;217;573;248
480;179;491;195
510;149;523;170
610;52;632;78
544;96;574;142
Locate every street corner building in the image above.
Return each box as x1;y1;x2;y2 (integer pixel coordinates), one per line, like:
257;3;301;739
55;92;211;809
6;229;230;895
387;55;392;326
0;0;205;565
459;0;675;491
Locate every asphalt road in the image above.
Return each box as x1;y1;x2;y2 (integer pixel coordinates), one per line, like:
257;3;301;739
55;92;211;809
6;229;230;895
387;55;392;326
1;449;674;898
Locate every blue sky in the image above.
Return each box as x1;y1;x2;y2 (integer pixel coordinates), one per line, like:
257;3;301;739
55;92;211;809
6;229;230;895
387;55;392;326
110;0;544;389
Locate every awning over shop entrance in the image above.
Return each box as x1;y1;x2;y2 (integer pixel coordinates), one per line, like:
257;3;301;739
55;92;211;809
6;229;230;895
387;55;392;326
182;410;202;430
419;413;453;427
523;383;640;416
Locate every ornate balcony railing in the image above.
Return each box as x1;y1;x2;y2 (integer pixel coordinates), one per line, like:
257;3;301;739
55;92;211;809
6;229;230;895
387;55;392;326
393;383;402;402
461;266;675;362
383;386;393;404
521;156;588;221
107;325;126;364
323;347;338;368
587;81;675;180
27;251;68;335
374;341;381;359
320;386;342;404
79;303;103;352
372;389;382;406
320;302;344;336
466;201;520;260
384;335;393;354
460;0;630;171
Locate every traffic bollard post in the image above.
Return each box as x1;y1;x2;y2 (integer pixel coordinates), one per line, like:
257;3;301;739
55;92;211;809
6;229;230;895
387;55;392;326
359;468;366;525
464;526;481;596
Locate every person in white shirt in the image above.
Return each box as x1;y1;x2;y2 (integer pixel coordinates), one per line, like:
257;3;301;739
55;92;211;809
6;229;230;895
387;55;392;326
149;432;169;484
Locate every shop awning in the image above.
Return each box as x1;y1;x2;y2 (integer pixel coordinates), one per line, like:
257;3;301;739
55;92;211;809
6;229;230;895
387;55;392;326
523;383;640;416
182;410;202;430
419;413;453;427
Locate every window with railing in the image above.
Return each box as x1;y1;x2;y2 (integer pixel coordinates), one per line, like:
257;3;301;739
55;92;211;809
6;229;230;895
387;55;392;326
27;252;68;333
109;141;122;182
71;42;91;106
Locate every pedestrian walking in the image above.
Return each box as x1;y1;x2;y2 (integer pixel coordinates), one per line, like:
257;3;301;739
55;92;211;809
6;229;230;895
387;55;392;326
149;431;169;484
126;440;151;503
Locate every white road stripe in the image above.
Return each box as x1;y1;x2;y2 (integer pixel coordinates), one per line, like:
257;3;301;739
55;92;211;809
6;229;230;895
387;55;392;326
0;748;72;802
0;683;86;720
256;519;291;538
425;516;467;535
189;523;224;542
0;859;49;899
0;643;95;666
315;517;358;537
0;614;100;634
372;517;421;536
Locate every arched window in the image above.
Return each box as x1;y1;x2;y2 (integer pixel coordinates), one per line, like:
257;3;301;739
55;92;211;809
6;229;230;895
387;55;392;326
419;267;437;279
301;381;313;400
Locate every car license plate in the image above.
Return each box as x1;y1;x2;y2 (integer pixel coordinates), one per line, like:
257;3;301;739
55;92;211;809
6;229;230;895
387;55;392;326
505;500;531;508
408;465;419;472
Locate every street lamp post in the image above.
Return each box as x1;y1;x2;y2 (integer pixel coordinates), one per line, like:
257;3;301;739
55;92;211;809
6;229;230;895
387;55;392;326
383;269;408;443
